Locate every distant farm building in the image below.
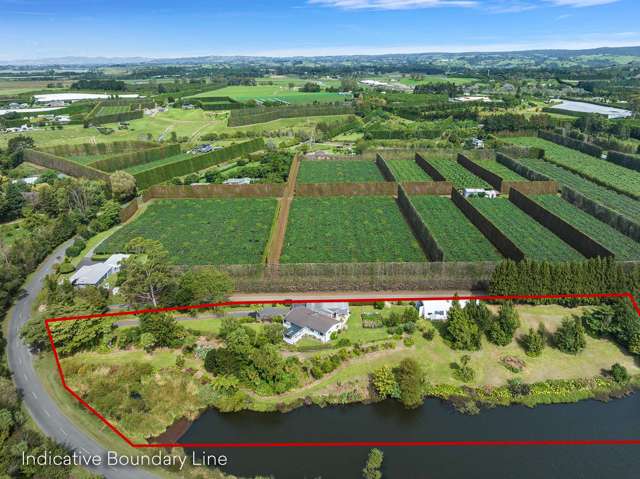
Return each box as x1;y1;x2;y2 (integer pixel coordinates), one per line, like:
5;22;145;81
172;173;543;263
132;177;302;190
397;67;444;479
415;299;469;321
463;188;498;199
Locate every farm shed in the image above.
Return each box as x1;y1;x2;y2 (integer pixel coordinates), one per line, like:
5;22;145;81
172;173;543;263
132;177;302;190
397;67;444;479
415;299;469;321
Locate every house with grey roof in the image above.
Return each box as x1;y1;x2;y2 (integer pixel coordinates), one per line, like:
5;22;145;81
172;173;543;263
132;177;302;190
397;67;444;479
69;263;113;288
283;303;350;344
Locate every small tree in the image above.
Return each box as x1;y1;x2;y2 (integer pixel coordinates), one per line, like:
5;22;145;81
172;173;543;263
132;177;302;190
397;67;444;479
453;354;475;382
442;301;481;351
554;317;586;354
362;448;383;479
110;171;137;202
394;358;424;409
519;327;545;357
486;302;520;346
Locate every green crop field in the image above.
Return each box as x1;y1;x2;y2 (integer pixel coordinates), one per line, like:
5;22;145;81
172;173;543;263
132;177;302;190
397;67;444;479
468;198;583;261
426;158;491;189
96;105;130;116
410;196;501;261
188;85;351;105
473;159;526;181
505;156;640;224
297;160;384;183
96;198;278;265
385;159;432;182
280;196;426;263
533;195;640;260
506;137;640;198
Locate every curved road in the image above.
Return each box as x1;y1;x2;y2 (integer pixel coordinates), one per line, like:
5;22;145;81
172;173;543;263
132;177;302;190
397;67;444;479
7;239;157;479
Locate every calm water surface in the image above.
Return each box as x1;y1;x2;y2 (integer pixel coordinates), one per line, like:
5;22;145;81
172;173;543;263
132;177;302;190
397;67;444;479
181;396;640;478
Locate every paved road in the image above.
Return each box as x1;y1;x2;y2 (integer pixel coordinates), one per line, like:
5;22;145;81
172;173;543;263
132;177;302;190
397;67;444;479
7;239;158;479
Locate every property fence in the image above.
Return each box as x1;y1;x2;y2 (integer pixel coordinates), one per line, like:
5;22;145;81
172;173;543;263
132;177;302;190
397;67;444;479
141;183;286;201
397;186;444;261
606;150;640;173
538;130;603;158
119;199;139;223
400;181;453;195
215;261;497;292
23;149;110;182
295;182;397;197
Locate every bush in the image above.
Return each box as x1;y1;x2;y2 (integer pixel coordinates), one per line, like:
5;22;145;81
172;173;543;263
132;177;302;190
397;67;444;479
422;329;435;341
519;326;545;357
394;358;424;409
58;261;75;274
611;363;629;383
554;317;586;354
65;238;86;258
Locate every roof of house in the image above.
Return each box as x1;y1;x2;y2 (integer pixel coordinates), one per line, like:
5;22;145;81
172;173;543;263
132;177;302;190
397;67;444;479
285;307;340;335
104;253;130;268
304;302;350;316
69;263;112;286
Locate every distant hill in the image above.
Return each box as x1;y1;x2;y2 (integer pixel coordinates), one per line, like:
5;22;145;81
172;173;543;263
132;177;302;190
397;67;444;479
1;45;639;67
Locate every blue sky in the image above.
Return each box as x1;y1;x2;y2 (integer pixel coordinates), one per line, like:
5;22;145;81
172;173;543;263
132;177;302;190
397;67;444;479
0;0;638;60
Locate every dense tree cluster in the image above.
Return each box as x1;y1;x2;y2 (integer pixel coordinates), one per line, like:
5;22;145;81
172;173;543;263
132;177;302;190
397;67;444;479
371;357;424;409
204;318;303;395
489;259;638;306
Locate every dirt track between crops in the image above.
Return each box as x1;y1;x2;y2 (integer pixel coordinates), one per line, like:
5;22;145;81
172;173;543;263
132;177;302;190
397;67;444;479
266;154;300;264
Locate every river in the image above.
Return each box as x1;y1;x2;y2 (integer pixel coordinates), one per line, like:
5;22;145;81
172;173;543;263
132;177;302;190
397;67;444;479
180;395;640;478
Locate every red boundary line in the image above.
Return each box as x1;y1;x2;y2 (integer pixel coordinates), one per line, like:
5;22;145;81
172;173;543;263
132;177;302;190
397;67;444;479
45;291;640;448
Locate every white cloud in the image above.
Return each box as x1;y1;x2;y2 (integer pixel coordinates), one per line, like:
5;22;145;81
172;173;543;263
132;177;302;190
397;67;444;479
546;0;619;6
308;0;477;10
309;0;621;10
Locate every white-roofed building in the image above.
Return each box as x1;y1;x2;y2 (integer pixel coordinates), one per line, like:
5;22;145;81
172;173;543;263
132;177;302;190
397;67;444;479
104;254;130;273
69;263;113;288
415;299;469;321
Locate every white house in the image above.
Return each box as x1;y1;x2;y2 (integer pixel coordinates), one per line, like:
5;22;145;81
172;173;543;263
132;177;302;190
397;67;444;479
68;254;129;288
11;176;39;185
104;253;130;273
415;299;469;321
69;263;113;288
463;188;498;199
283;303;350;344
471;138;485;149
223;177;252;185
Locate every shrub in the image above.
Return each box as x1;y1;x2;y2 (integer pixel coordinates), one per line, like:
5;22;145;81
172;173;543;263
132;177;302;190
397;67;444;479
58;261;75;274
554;317;586;354
422;329;435;341
519;326;545;357
370;365;399;399
452;355;475;382
65;238;86;258
394;358;424;409
611;363;629;383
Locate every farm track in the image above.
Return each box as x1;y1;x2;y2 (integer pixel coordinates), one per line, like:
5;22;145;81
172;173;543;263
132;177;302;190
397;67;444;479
267;155;300;264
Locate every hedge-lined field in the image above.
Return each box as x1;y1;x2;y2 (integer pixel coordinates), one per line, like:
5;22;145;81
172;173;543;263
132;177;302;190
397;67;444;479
509;156;640;223
189;85;350;104
410;196;502;262
280;196;426;263
97;105;130;116
385;159;432;182
131;138;265;189
533;195;640;260
472;159;526;181
96;198;278;265
468;198;584;261
427;158;491;189
297;160;385;183
506;136;640;198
